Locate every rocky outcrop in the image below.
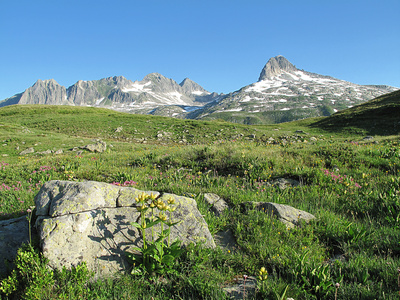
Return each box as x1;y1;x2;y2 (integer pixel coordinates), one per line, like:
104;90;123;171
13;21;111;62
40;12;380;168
258;55;297;81
33;180;215;278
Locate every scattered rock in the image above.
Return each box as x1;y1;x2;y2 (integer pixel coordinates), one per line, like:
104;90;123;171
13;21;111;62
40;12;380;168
82;140;107;153
54;149;63;155
270;178;300;189
295;130;307;134
19;147;34;155
214;229;238;253
34;180;215;278
115;127;123;133
241;202;315;228
37;149;53;155
363;136;374;141
223;276;257;300
204;193;229;217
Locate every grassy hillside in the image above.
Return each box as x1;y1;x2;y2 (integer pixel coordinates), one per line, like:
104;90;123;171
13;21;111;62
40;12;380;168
312;90;400;135
0;104;399;299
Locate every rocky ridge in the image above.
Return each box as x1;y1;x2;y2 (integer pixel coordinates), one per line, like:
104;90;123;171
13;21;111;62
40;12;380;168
0;56;397;124
0;74;220;114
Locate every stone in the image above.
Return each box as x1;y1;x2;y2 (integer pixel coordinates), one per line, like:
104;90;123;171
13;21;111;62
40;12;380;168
115;127;123;133
223;276;257;299
54;149;63;155
37;149;53;155
82;140;107;153
363;136;374;141
270;178;300;189
34;180;215;278
214;229;238;253
19;147;34;155
204;193;229;217
241;202;315;228
0;216;30;276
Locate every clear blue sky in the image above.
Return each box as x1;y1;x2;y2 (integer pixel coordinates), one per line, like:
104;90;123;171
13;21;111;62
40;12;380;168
0;0;399;100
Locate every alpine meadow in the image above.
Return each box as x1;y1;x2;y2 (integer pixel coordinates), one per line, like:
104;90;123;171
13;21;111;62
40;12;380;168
0;89;400;299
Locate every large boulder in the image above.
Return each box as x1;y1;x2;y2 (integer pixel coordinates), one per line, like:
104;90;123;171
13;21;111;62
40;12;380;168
34;180;215;278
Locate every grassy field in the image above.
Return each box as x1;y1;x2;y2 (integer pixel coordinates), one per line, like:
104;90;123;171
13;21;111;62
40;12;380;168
0;91;399;299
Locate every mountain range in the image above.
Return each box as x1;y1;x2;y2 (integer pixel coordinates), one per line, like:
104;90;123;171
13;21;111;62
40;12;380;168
1;56;397;124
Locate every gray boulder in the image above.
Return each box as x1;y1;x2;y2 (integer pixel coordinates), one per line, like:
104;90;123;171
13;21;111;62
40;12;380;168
82;140;107;153
34;180;215;278
0;216;30;276
204;193;229;217
223;276;257;299
270;177;300;189
19;147;35;155
241;202;315;228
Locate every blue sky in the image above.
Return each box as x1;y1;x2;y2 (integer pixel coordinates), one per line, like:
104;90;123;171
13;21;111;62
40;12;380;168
0;0;399;100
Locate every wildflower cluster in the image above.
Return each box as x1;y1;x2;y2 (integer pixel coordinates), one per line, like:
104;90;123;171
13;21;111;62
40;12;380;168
32;165;56;174
258;266;268;281
111;180;137;187
0;161;9;170
126;192;182;277
321;169;361;188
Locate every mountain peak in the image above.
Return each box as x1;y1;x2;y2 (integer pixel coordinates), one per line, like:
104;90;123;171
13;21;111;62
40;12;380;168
258;56;297;81
179;78;208;94
33;79;60;86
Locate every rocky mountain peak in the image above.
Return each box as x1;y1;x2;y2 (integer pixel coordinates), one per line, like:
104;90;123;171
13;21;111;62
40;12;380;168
33;79;60;87
179;78;208;94
258;55;297;81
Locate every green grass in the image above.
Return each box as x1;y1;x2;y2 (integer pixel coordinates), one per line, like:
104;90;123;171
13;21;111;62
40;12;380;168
0;102;400;299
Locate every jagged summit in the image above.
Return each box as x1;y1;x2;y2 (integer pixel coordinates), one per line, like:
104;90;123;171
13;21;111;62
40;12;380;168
258;55;297;81
179;78;208;95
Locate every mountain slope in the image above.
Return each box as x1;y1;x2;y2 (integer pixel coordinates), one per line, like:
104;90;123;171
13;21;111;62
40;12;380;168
193;56;397;124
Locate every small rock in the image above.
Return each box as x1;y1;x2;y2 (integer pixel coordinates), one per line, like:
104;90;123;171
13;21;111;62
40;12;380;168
82;140;107;153
204;193;229;217
19;147;34;155
54;149;63;155
241;201;315;228
115;127;123;133
223;276;257;300
270;178;299;189
37;150;53;155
